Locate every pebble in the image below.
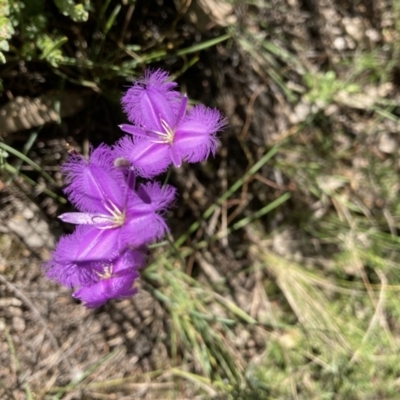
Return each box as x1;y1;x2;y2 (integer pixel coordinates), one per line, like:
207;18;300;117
290;101;310;124
379;133;398;154
12;316;26;332
333;37;347;50
343;17;365;43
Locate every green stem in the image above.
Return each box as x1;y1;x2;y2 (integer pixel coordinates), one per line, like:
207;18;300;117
0;142;58;186
3;163;66;204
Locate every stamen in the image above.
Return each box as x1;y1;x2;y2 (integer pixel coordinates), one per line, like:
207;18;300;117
96;199;126;229
97;265;113;279
152;130;168;137
97;223;122;230
108;200;123;215
160;119;175;143
160;119;171;133
148;118;176;145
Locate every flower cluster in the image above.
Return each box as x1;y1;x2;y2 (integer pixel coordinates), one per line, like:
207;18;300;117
44;69;225;308
116;69;225;178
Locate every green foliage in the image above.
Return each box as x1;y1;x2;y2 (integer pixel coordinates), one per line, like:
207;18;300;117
4;0;69;63
304;70;360;106
53;0;90;22
1;0;89;66
37;34;68;66
0;0;14;63
0;0;231;89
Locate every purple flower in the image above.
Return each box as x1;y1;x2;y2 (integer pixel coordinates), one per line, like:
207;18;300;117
44;67;226;307
44;225;108;288
73;249;142;308
121;69;181;129
62;144;125;214
43;225;146;288
59;145;176;255
43;143;176;307
116;69;225;177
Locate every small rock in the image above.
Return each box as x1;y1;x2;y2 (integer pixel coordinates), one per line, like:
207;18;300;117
343;17;365;43
12;316;26;332
379;133;398;154
333;37;347;50
378;82;393;97
324;104;339;116
70;367;85;384
290;101;310;124
366;28;381;43
0;298;22;307
6;216;55;249
21;207;34;219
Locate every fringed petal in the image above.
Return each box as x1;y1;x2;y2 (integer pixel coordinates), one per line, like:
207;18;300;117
173;105;225;163
136;182;176;212
120;213;169;247
62;144;125;213
114;136;170;178
73;249;142;308
121;69;181;130
43;226;105;288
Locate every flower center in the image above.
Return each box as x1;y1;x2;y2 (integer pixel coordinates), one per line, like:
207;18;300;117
150;118;175;145
160;119;175;144
94;200;126;229
98;264;113;279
